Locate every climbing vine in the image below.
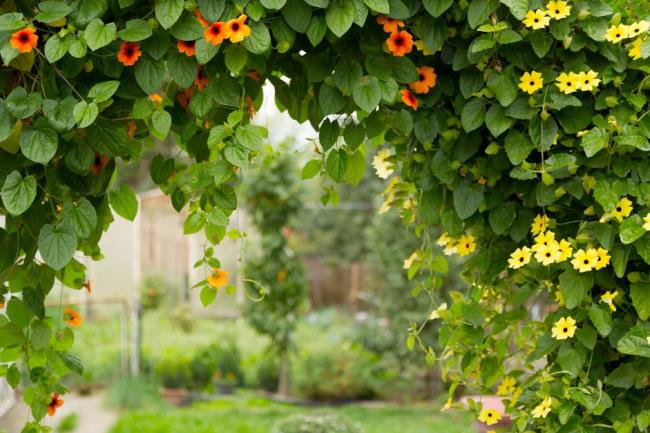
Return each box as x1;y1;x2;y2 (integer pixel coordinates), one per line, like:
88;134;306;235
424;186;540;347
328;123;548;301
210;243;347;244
1;0;650;432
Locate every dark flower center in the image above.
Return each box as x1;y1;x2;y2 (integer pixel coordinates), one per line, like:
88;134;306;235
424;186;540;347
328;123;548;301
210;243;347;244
583;259;589;264
616;206;622;212
616;33;621;38
19;33;29;42
534;18;539;22
519;257;524;262
232;22;240;31
125;47;133;56
563;327;568;332
529;81;535;86
555;9;560;13
394;36;405;46
419;73;425;82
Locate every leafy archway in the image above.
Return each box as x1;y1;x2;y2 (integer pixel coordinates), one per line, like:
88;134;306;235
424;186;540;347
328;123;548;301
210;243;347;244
1;0;650;432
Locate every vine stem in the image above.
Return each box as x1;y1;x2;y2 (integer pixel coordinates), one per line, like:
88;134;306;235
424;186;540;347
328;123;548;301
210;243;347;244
33;48;87;102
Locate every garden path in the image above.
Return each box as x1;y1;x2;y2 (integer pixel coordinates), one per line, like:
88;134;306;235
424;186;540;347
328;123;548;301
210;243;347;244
1;391;117;433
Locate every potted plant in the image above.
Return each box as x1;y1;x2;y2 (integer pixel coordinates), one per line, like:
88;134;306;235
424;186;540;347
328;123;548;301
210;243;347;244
156;352;191;406
212;343;243;395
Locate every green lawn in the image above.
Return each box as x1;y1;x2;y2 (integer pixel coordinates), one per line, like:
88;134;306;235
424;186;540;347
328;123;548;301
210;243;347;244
108;395;471;433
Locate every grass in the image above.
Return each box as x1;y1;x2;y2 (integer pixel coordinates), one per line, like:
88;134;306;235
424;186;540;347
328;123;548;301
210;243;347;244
108;394;472;433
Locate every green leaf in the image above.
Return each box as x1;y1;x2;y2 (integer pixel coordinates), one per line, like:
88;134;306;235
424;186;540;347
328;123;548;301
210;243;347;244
109;184;139;221
588;304;612;336
499;0;527;19
19;118;58;164
282;0;313;33
581;127;608;157
485;104;514;137
301;159;322;179
461;98;486;132
352;76;381;112
184;211;206;234
38;223;76;270
326;0;356;37
44;35;69;63
319;84;346;115
319;119;340;151
118;19;153;41
467;0;499;28
35;1;73;23
619;214;645;244
150;109;171;140
150;154;175;184
61;353;84;375
224;143;250;167
617;324;650;358
1;171;37;216
62;198;97;239
225;44;248;73
559;269;593;309
0;13;26;32
31;320;51;350
6;87;42;119
453;181;484;219
422;0;453;16
242;21;272;54
363;0;389;13
630;282;650;321
42;96;77;131
198;0;225;20
487;69;517;107
0;323;24;348
88;80;120;102
558;344;585;378
155;0;184;29
84;18;116;51
86;119;130;157
134;58;165;94
236;125;267;149
200;286;218;306
489;202;516;234
343;148;365;185
73;101;99;128
261;0;287;9
326;149;348;182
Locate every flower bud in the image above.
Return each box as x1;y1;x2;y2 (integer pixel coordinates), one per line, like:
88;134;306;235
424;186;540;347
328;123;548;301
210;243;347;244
610;13;621;25
578;8;590;20
542;171;555;185
485;142;499;155
540;109;550;121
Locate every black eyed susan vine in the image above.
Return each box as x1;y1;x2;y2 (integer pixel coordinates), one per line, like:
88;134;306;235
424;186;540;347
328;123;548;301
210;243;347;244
2;0;650;432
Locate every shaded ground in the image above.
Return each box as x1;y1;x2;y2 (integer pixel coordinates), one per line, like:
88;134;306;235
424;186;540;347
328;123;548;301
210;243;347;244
1;391;117;433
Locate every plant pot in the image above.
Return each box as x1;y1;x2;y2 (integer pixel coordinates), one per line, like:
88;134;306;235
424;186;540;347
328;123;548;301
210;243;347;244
215;381;235;395
160;387;190;406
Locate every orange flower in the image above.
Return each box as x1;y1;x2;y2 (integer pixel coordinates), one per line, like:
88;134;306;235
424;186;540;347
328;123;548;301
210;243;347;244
386;31;413;56
83;280;93;294
245;95;256;118
248;69;261;81
127;121;137;139
204;21;231;46
117;41;141;66
176;40;196;56
63;308;81;327
409;66;437;94
228;15;251;43
91;153;110;176
207;268;228;289
177;87;194;110
148;93;163;103
401;89;418;110
47;393;64;417
376;15;404;33
194;67;208;90
11;27;38;53
194;9;210;28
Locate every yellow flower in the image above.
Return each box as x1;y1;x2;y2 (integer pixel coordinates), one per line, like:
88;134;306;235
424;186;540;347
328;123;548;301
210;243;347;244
508;247;532;269
643;212;650;230
555;290;564;306
443;242;457;256
532;231;556;252
593;247;610;270
437;232;453;246
429;302;448;320
628;21;650;38
509;387;522;407
497;377;517;396
403;252;419;269
457;234;476;257
571;248;599;272
555;72;579;94
523;9;550;29
535;240;561;265
531;397;553;418
372;149;394;179
605;24;629;43
629;37;642;60
552;316;577;340
531;214;549;235
600;290;618;312
557;239;573;262
478;408;502;426
519;71;544;94
610;197;633;222
574;70;600;91
546;0;571;19
413;40;433;55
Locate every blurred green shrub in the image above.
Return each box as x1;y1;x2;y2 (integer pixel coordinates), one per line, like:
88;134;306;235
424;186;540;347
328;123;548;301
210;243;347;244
155;351;192;389
254;351;280;392
140;275;167;310
293;343;384;401
272;414;364;433
105;377;167;410
191;341;243;388
169;303;195;333
56;413;78;433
